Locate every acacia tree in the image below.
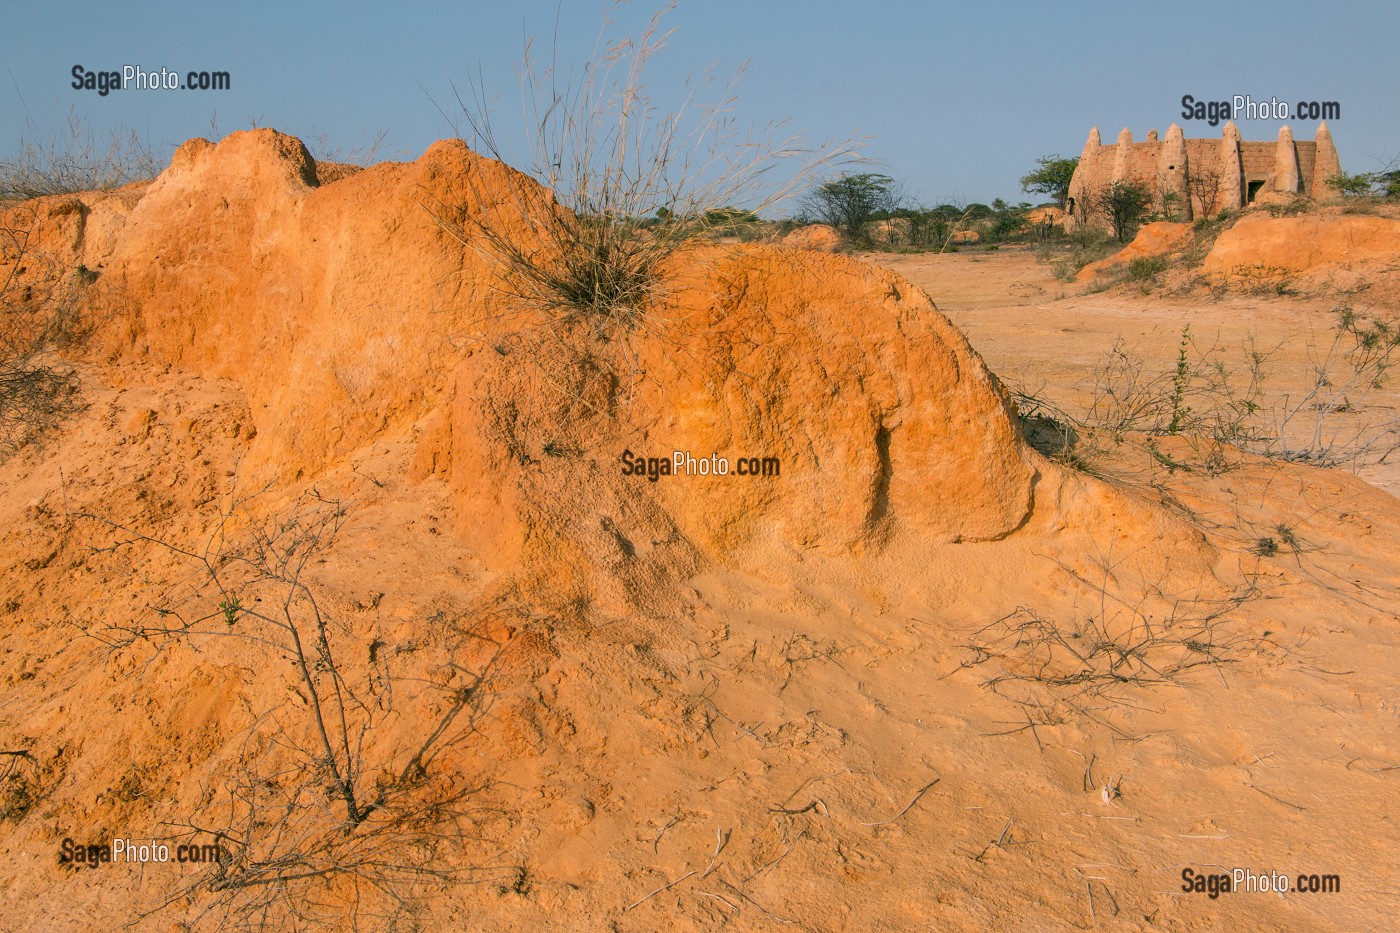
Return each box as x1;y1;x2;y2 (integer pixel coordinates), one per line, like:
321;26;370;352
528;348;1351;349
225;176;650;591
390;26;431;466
800;173;900;245
1328;169;1400;198
1020;155;1078;209
1092;181;1153;243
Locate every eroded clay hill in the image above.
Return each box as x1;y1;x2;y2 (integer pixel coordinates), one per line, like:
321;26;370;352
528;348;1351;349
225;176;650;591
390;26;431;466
3;131;1399;932
23;130;1044;600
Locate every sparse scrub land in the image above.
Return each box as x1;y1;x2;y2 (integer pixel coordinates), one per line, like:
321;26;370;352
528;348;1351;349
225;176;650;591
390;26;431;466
783;152;1067;253
1038;226;1116;281
4;6;1400;932
1032;193;1400;299
1012;307;1400;479
796;188;1038;252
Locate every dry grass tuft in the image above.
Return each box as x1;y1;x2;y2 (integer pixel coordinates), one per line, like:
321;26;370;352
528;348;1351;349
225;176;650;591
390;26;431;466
428;4;855;335
0;110;156;201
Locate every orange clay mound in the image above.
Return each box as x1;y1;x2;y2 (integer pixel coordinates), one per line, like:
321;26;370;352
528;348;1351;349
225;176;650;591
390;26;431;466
780;222;846;251
1075;221;1193;282
65;131;1038;589
1202;209;1400;283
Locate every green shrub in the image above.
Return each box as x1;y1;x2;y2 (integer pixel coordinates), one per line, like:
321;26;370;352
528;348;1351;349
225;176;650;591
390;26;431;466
1129;255;1169;280
1327;170;1399;199
988;209;1027;242
1097;181;1153;242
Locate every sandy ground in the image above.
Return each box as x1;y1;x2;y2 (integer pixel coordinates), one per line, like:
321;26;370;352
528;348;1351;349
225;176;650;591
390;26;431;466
3;177;1400;931
869;247;1400;496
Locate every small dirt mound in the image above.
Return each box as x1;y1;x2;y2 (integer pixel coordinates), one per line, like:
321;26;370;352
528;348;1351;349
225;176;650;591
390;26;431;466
780;222;846;251
1076;221;1193;282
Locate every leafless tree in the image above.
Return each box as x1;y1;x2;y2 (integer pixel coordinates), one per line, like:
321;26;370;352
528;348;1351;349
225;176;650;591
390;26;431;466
1188;167;1224;218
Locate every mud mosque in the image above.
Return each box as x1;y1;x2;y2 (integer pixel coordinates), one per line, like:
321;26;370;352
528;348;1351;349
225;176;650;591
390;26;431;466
1065;121;1341;229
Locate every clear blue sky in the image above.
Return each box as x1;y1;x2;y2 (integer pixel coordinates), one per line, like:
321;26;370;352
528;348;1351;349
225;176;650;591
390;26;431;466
5;0;1398;207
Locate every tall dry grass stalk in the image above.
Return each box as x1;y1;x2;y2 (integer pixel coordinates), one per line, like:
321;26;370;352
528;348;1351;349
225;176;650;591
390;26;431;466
0;109;157;201
429;3;856;337
0;206;86;456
